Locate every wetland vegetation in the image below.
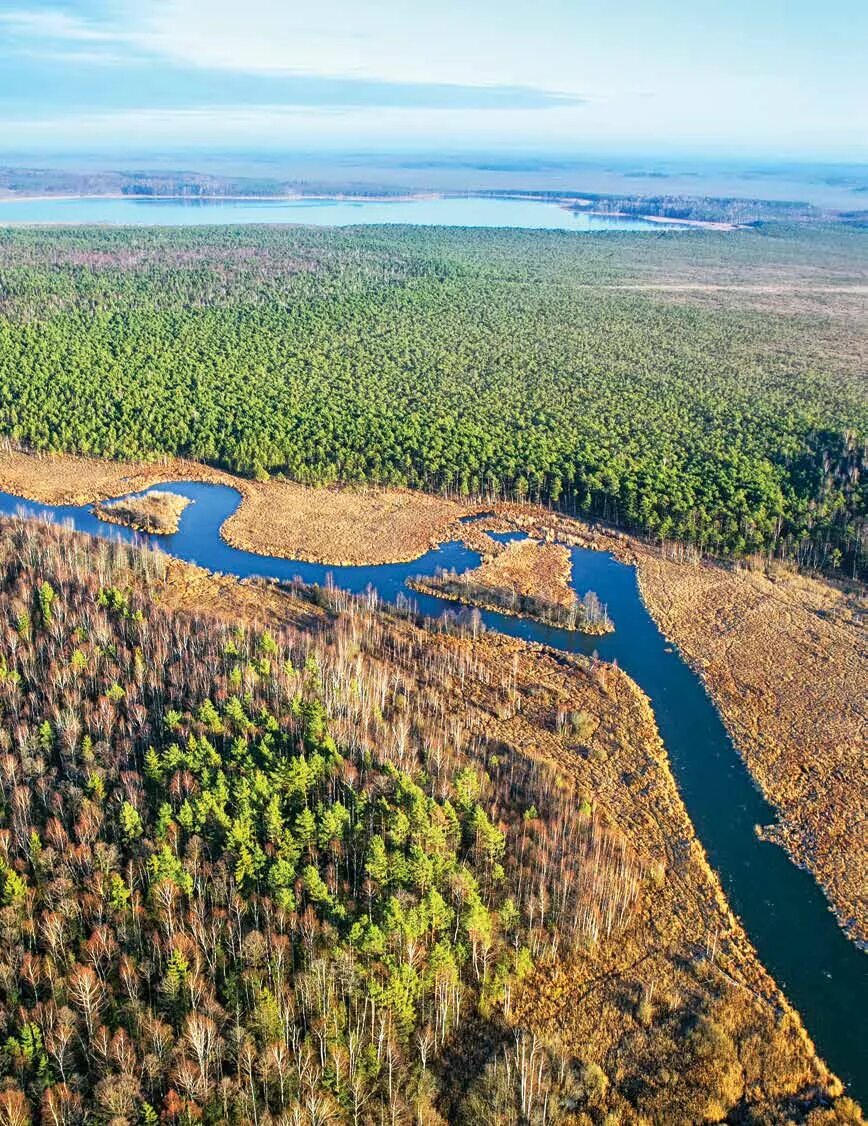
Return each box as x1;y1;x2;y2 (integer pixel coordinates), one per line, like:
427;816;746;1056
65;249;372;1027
0;217;864;1120
93;490;192;535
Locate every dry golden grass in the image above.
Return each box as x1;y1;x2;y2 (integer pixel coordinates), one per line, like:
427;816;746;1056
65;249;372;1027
0;449;472;564
636;552;868;948
158;558;327;633
472;537;575;607
409;536;587;627
0;448;227;504
94;489;191;534
500;650;842;1120
485;501;868;950
221;476;467;564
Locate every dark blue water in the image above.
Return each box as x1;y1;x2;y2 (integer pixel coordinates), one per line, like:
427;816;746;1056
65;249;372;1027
0;480;864;1099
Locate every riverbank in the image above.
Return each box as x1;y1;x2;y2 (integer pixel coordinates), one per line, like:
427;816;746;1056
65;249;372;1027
0;461;865;1102
143;538;849;1118
0;448;863;950
476;501;868;951
0;448;473;564
636;551;868;950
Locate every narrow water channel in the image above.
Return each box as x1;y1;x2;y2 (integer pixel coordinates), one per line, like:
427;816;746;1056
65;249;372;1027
0;481;864;1099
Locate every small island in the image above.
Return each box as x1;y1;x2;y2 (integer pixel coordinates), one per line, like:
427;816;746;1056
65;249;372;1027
409;537;613;634
93;490;192;535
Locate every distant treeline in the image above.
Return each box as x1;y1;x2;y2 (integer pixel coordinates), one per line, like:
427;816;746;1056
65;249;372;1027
2;166;865;225
469;189;853;225
0;166;298;199
569;193;834;224
0;223;865;574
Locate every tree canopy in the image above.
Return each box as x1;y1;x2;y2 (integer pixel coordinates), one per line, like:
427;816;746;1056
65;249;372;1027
0;222;864;573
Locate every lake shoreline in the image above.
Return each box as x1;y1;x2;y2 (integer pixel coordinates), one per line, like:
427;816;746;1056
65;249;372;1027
0;190;443;205
0;190;716;230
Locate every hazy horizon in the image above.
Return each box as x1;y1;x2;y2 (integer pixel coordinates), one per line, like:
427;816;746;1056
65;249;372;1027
2;148;867;210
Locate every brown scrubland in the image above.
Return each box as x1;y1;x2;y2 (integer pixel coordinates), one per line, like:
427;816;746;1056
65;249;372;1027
150;538;868;1122
0;448;198;507
429;537;575;607
224;475;466;564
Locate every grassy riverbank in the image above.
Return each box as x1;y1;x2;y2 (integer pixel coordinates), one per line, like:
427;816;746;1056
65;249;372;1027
0;447;473;564
0;511;854;1121
0;448;863;948
478;502;868;951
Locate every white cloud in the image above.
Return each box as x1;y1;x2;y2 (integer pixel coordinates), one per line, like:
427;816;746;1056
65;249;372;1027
14;46;144;66
0;103;583;148
0;7;132;43
0;1;590;93
0;1;865;156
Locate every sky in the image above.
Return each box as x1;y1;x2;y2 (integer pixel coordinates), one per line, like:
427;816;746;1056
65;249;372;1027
0;0;866;159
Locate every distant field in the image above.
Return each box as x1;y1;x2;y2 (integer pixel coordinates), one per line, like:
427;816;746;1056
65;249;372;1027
0;222;865;572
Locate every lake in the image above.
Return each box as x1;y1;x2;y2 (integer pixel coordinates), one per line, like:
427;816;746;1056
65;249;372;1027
0;480;864;1101
0;194;674;230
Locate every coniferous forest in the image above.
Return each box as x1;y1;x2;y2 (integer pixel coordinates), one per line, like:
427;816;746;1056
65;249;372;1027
0;223;865;574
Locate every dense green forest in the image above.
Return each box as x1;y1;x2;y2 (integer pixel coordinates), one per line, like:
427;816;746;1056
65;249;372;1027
0;223;865;572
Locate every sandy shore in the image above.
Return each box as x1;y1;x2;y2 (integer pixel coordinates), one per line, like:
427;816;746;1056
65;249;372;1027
585;208;740;231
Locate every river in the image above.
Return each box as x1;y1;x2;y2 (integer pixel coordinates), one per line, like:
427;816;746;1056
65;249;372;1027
0;480;864;1099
